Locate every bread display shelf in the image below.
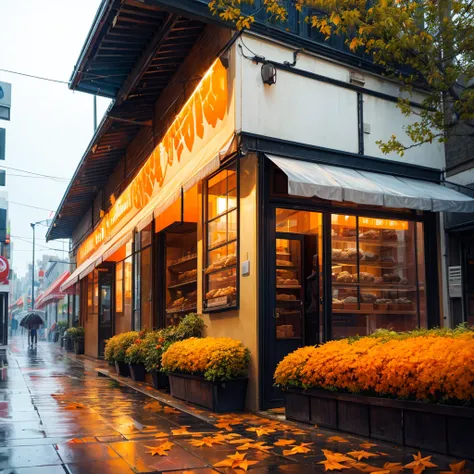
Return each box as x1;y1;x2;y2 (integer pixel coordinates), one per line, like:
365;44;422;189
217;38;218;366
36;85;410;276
276;251;291;256
276;264;298;270
332;282;417;290
332;309;417;315
333;261;413;269
167;279;197;290
332;237;407;247
276;299;302;306
166;306;197;315
277;285;302;289
204;264;237;276
208;238;237;252
168;254;197;271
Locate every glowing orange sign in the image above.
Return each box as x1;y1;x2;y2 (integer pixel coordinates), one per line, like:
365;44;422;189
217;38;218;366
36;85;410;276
77;58;229;266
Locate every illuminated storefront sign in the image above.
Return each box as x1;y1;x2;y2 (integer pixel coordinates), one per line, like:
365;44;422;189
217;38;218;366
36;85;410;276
77;58;231;266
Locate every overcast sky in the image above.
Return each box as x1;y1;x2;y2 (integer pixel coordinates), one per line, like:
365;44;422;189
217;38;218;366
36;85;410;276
0;0;110;277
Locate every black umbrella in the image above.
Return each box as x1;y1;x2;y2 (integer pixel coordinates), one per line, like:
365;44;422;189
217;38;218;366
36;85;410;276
20;311;44;328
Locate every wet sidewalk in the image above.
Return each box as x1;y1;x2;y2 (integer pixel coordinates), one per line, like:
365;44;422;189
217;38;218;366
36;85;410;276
1;337;471;473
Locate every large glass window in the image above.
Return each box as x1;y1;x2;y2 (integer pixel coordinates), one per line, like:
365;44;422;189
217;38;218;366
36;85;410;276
331;214;426;338
204;163;239;312
165;228;198;327
124;256;132;321
116;261;124;314
132;223;153;330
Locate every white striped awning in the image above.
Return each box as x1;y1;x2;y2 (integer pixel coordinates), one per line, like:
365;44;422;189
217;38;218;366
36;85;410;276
268;155;474;213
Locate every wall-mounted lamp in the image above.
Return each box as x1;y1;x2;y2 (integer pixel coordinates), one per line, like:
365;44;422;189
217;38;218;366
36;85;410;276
261;62;277;86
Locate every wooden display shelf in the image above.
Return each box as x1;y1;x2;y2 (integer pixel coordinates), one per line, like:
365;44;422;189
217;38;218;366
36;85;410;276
167;279;197;290
332;282;417;291
168;255;197;271
277;285;301;289
166;306;197;315
332;237;407;247
276;298;302;304
208;238;237;252
276;264;298;270
276;251;291;256
332;309;417;315
204;264;237;276
332;261;413;269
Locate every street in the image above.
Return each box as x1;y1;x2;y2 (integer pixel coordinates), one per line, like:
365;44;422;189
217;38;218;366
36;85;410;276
0;337;469;473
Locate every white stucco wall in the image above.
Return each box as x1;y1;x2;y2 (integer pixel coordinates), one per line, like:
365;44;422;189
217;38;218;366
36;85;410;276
238;34;445;170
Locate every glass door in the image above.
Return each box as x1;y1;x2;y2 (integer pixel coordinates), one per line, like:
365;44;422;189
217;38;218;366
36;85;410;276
98;264;114;357
264;207;323;406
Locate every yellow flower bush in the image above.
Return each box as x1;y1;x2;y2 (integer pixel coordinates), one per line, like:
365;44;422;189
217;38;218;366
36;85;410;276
104;331;139;363
161;337;250;382
274;328;474;404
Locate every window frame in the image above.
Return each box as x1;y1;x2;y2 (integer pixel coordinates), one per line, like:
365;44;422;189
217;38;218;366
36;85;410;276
203;159;240;313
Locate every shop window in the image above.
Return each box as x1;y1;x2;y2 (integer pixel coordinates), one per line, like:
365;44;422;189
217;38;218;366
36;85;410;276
116;261;124;314
165;227;197;327
93;270;99;315
124;256;132;321
132;223;153;330
87;273;93;321
331;214;425;338
204;163;239;312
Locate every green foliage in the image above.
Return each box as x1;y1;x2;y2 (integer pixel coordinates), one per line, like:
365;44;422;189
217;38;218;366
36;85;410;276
65;327;85;340
56;321;69;336
209;0;474;155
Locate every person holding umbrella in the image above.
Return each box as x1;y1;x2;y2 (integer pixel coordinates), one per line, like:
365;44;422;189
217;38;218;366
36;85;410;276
20;312;44;347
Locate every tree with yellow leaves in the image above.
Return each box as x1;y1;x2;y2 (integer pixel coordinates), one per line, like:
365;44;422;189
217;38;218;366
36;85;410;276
209;0;474;156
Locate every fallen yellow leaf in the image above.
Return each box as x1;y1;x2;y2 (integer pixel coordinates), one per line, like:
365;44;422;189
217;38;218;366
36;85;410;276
322;450;353;463
273;439;296;447
328;436;350;443
348;450;379;461
405;452;438;474
360;442;378;449
319;460;352;471
440;461;470;474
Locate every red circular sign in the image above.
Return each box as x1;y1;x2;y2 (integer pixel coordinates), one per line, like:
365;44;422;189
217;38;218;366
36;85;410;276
0;257;9;283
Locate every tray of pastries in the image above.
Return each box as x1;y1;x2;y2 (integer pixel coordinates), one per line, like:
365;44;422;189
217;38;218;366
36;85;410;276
204;254;237;274
276;324;295;338
177;269;198;282
210;236;227;248
359;229;380;240
276;258;294;267
277;293;297;301
205;286;237;299
277;277;299;286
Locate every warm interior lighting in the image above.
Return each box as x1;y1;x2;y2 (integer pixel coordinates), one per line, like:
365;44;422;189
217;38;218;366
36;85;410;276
217;197;227;215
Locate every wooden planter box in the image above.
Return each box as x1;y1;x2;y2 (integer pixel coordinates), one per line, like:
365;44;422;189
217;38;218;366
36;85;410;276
285;388;474;460
115;362;130;377
129;363;146;382
151;371;169;390
74;339;84;355
169;373;248;413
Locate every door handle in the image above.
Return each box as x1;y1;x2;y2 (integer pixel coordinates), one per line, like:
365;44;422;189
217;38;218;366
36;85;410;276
273;309;280;319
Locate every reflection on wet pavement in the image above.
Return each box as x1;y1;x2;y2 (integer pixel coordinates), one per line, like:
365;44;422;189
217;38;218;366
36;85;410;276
0;336;472;473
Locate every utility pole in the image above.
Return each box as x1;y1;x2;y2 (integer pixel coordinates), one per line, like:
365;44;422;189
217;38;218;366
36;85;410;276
30;218;53;310
30;223;36;309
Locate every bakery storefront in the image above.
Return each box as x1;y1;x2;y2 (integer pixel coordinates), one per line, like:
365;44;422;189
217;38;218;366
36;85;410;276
57;54;474;410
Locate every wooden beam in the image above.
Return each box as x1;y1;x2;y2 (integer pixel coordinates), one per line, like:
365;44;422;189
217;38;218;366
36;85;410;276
116;12;179;106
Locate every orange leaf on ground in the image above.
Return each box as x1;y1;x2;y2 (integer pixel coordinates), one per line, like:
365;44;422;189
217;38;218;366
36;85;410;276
246;426;276;437
273;439;296;447
163;406;180;414
360;442;378;449
348;451;379;461
145;445;169;457
441;461;470;474
237;442;271;452
154;432;170;439
171;426;191;436
215;422;233;431
322;450;353;463
214;452;258;472
380;462;405;474
347;460;380;473
229;438;255;444
328;436;349;443
405;452;438;474
283;444;312;456
319;460;352;471
144;401;162;412
190;436;224;448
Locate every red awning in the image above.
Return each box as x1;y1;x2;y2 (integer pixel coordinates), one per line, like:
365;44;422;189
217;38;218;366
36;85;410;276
9;296;23;309
35;271;71;310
